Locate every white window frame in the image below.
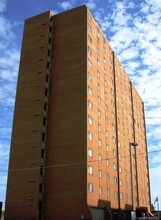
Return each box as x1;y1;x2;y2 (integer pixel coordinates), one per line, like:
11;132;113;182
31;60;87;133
88;183;93;192
88;148;93;157
88;165;93;175
88;131;93;141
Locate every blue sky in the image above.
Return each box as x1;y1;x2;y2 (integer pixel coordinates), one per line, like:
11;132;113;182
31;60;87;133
0;0;161;210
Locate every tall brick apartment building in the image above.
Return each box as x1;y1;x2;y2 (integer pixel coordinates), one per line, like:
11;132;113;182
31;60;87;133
5;5;151;220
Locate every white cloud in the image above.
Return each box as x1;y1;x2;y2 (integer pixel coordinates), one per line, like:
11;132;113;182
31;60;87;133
145;0;161;12
110;27;136;52
0;49;20;69
0;81;17;106
0;0;161;211
101;20;111;32
86;0;96;10
0;143;9;158
140;2;150;14
0;0;6;13
119;47;139;61
58;1;73;10
150;152;161;164
0;16;12;38
111;1;132;27
0;69;18;82
150;164;161;208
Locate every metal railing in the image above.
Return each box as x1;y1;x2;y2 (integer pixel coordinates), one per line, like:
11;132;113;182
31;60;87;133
132;217;160;220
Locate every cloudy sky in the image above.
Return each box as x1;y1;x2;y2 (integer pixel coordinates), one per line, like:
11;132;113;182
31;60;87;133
0;0;161;210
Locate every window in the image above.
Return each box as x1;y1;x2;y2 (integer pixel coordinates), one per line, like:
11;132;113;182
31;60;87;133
104;68;107;75
109;47;113;54
48;49;51;57
88;100;93;110
99;186;103;195
112;136;116;143
125;193;128;201
104;80;107;87
98;139;102;147
105;104;108;111
106;144;109;152
114;176;117;184
97;37;100;44
45;88;48;97
97;47;100;55
88;165;93;175
104;92;108;98
103;58;106;64
88;183;93;192
46;74;49;83
98;110;101;118
112;124;115;131
43;117;47;127
88;86;93;95
111;100;115;107
97;59;100;66
88;115;93;125
119;166;122;173
103;47;106;54
120;179;123;186
111;89;114;95
42;133;46;142
113;149;116;157
120;192;123;200
88;59;92;67
110;78;114;85
112;112;115;118
47;62;50;69
107;188;110;197
110;67;113;74
88;131;93;141
99;169;102;178
88;46;92;55
106;130;109;138
88;148;93;157
88;23;92;32
88;34;92;44
106;159;109;166
113;163;117;170
88;72;92;81
105;117;108;124
97;71;100;78
98;124;101;132
98;96;101;104
88;12;92;20
97;83;101;91
107;173;110;181
114;191;118;198
48;36;52;44
99;154;102;162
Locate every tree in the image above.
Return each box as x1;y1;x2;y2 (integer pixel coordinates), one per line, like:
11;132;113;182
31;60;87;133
151;204;155;212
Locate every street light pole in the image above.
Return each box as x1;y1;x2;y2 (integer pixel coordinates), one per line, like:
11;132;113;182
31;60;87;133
129;142;138;211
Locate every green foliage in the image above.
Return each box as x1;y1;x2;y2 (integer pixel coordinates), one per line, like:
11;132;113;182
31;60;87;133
151;204;155;212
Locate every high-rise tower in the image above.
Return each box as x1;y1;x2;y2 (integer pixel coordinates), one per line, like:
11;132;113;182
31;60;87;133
5;5;151;220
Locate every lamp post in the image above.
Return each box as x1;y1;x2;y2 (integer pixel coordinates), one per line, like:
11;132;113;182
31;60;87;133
129;142;138;211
